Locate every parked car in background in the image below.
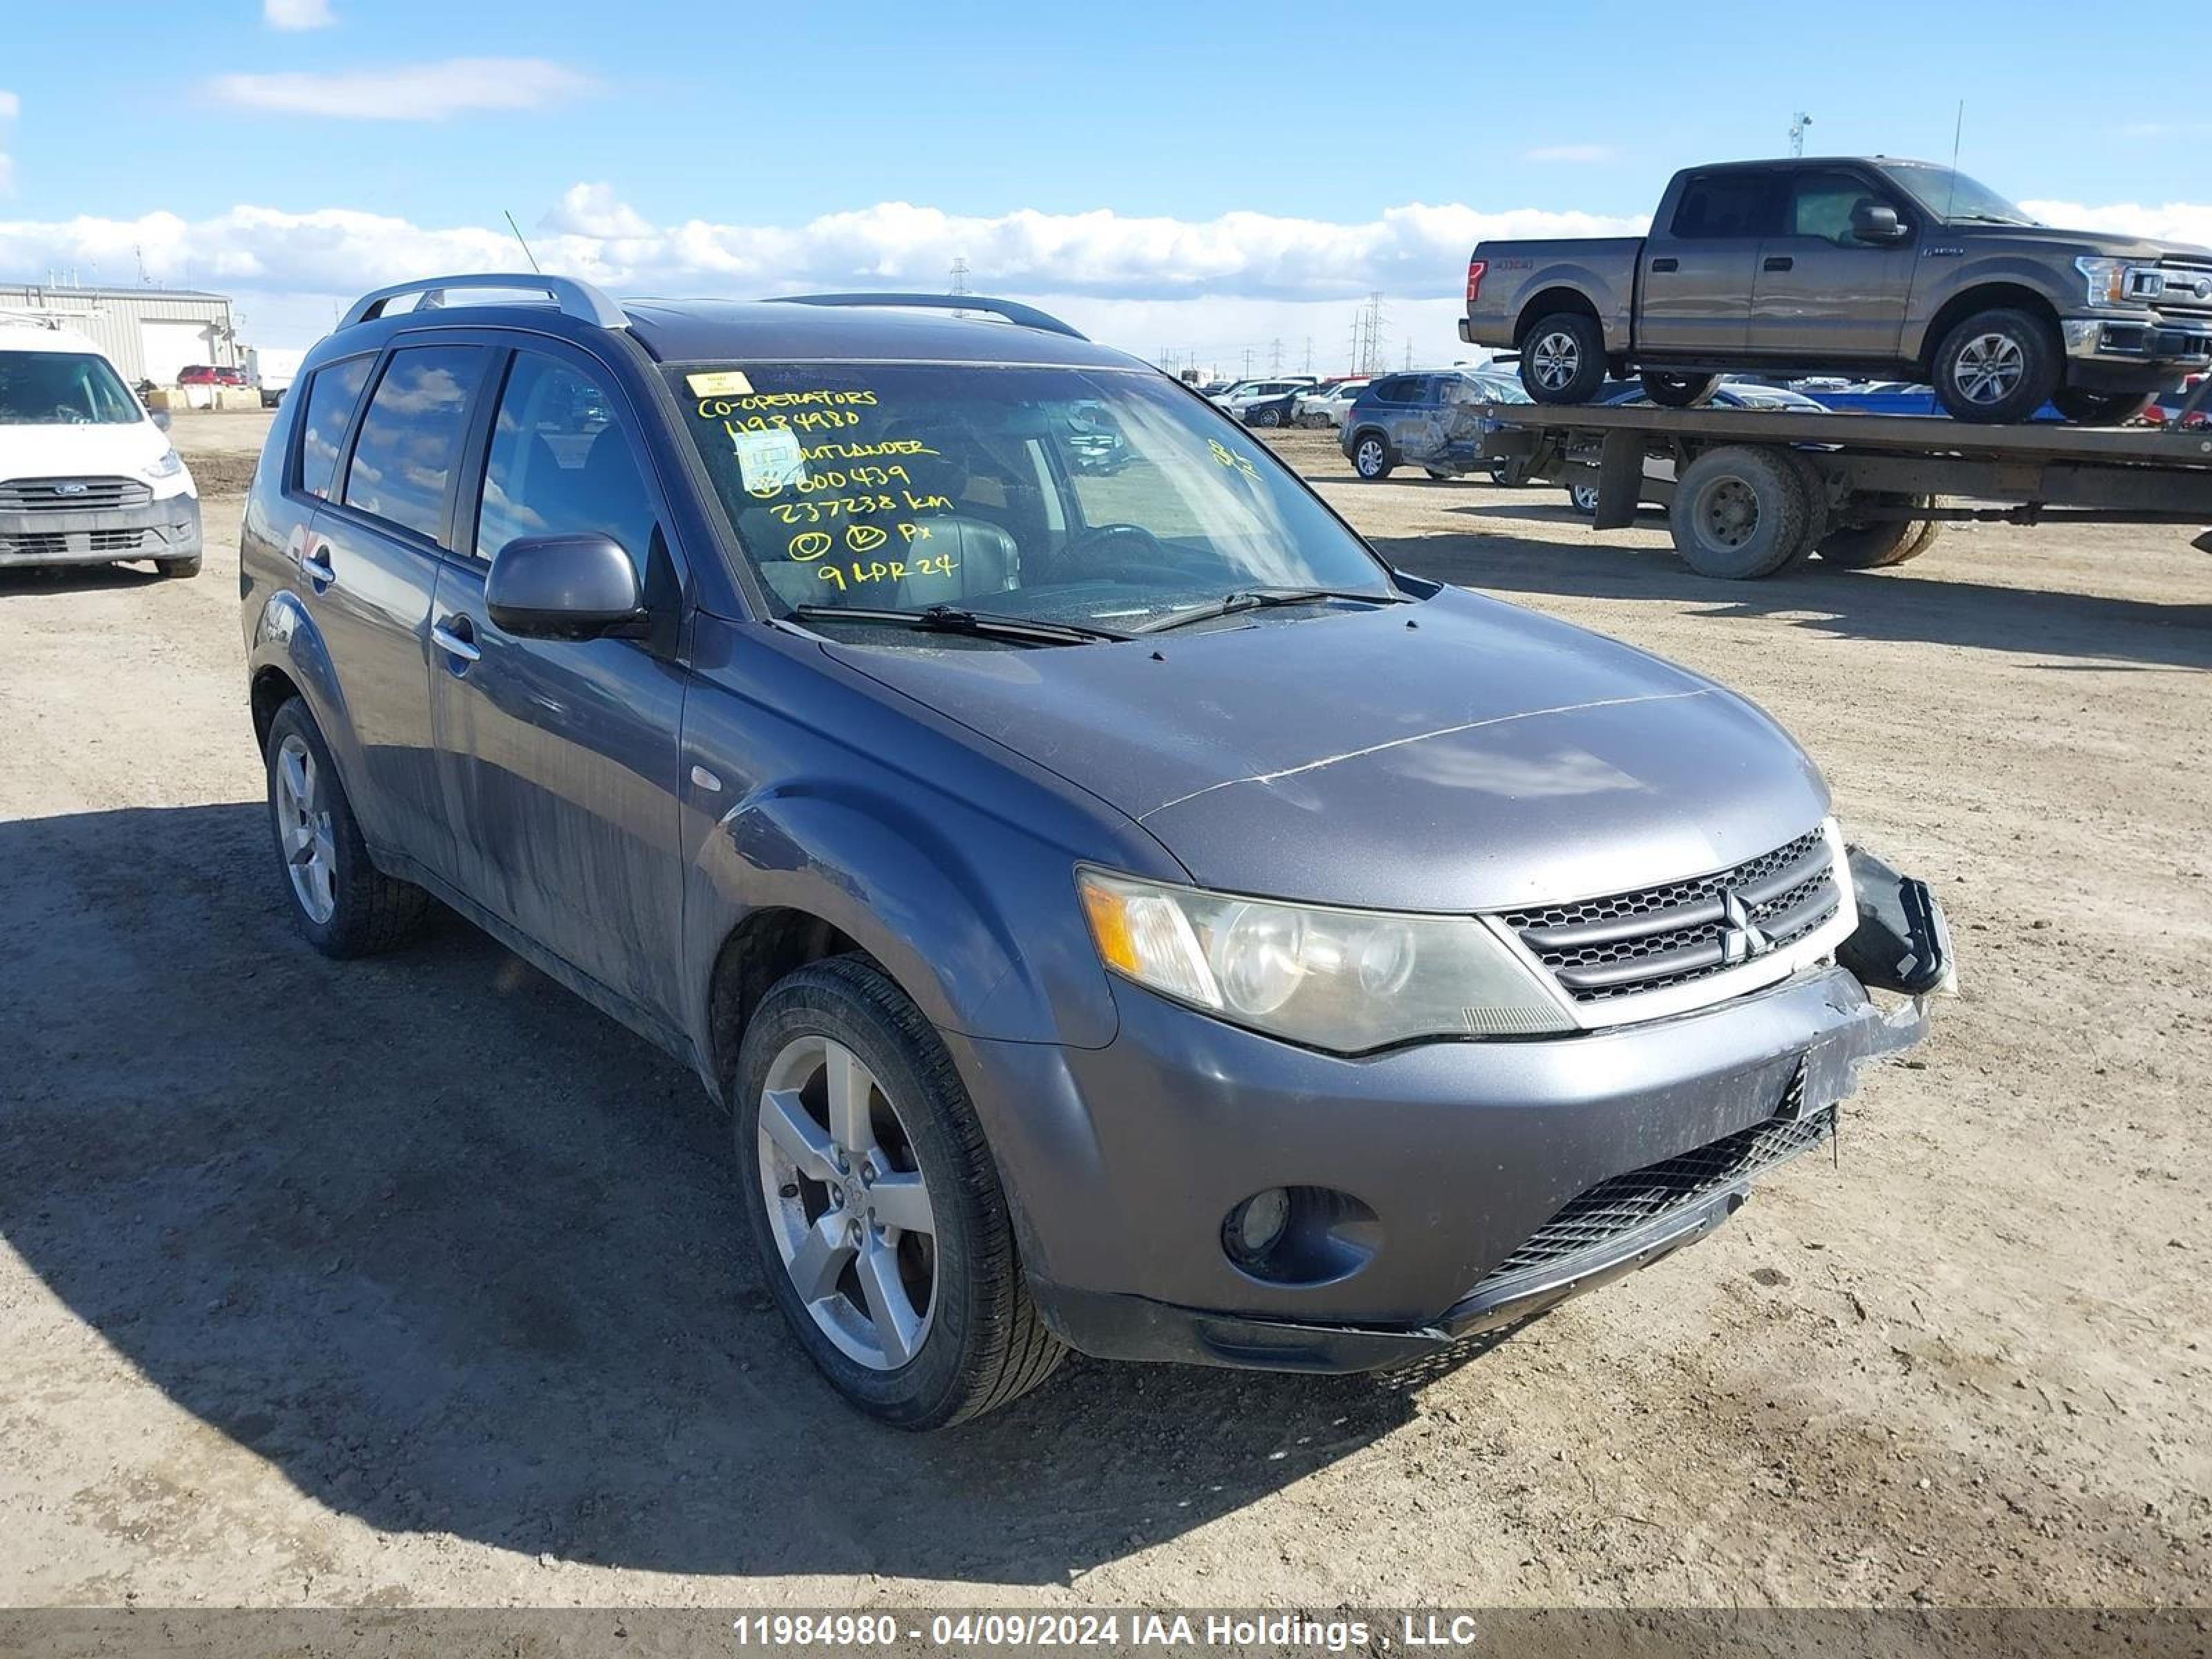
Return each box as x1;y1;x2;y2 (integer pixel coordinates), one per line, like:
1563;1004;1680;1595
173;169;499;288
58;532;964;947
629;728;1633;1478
1342;368;1542;481
1210;377;1318;420
176;364;249;388
1295;377;1371;427
250;346;306;409
241;273;1943;1428
0;322;202;577
1239;387;1306;428
1463;156;2212;423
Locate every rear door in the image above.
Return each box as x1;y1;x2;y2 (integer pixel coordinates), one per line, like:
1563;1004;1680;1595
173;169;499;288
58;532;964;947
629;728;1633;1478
427;341;690;1018
300;339;490;883
1638;169;1782;356
1750;166;1917;359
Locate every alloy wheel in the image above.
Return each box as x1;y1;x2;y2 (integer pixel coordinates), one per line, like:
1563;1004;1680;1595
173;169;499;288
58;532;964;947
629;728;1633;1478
1356;438;1385;476
756;1034;937;1371
274;733;337;925
1531;330;1581;392
1955;332;2025;404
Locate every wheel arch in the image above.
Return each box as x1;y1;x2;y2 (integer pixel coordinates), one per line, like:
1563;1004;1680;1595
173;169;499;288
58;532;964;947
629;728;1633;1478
1513;283;1615;351
1915;281;2062;371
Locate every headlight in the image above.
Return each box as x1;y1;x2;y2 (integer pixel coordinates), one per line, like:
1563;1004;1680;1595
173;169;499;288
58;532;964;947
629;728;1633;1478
2077;256;2162;309
1076;868;1571;1052
144;447;185;480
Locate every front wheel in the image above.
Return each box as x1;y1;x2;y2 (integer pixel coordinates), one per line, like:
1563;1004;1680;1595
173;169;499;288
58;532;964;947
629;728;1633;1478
735;957;1067;1429
156;554;202;579
1350;432;1396;480
1568;480;1600;516
1640;370;1719;409
2050;386;2155;425
1932;308;2061;424
1249;406;1282;428
1519;311;1609;404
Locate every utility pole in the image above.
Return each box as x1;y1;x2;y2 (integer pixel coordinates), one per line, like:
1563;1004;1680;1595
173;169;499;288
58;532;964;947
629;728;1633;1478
1789;111;1812;158
1403;341;1413;371
1303;336;1313;374
948;256;970;296
1242;346;1254;377
1268;337;1283;373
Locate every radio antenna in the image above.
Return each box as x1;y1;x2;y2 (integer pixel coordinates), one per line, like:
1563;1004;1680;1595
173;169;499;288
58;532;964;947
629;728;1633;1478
503;209;543;274
1942;102;1965;222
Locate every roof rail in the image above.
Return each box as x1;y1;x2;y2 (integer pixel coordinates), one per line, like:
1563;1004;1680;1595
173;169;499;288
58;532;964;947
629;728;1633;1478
769;292;1088;341
339;273;628;331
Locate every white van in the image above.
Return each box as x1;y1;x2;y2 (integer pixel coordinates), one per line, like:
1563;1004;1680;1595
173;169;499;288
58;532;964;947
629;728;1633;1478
0;323;201;577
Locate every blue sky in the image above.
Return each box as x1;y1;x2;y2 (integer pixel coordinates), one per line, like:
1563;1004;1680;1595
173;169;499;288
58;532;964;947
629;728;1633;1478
2;1;2204;364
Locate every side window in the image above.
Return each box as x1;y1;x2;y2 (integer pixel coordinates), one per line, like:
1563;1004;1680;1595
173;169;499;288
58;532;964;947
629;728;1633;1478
294;354;373;500
341;345;484;543
1671;173;1780;239
1370;377;1409;404
476;352;658;574
1790;171;1890;247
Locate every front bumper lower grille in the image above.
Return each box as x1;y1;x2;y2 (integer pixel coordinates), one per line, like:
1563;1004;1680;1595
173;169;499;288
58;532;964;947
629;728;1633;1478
1499;827;1841;1004
1473;1067;1828;1292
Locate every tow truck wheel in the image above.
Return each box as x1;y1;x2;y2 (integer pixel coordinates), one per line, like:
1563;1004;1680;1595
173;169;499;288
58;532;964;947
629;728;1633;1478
1818;511;1942;570
1519;311;1608;404
1641;371;1720;409
2051;387;2154;425
1669;447;1814;579
1932;307;2061;424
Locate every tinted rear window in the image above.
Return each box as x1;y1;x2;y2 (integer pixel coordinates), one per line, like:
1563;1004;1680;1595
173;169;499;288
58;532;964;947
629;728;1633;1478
1671;173;1780;239
341;346;485;542
294;355;375;500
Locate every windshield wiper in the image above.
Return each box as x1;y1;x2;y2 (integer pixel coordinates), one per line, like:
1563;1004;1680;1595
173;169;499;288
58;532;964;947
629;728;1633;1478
1137;586;1410;635
788;603;1134;646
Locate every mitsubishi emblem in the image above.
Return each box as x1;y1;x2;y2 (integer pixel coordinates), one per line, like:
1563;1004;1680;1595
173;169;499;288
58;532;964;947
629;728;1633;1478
1719;890;1774;965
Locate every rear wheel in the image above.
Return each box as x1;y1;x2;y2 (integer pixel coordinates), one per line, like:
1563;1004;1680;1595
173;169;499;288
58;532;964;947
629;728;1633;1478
1519;311;1609;404
1249;405;1282;428
734;957;1066;1428
1932;308;2061;424
1568;480;1600;516
1817;496;1942;569
1668;447;1814;579
1351;431;1395;480
2050;386;2154;425
1640;370;1720;408
1425;467;1453;480
262;699;431;957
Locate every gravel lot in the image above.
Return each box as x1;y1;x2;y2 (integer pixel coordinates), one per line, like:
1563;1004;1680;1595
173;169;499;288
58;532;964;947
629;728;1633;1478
1;411;2206;1613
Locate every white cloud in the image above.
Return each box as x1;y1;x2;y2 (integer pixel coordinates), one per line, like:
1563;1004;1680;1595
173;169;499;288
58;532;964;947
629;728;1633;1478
1524;144;1614;164
0;90;20;120
8;189;2206;367
541;182;654;240
263;0;335;28
0;89;16;196
206;58;592;120
2021;199;2212;249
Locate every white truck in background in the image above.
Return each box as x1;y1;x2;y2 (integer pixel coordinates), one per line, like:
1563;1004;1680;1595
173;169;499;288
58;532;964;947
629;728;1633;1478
247;346;305;409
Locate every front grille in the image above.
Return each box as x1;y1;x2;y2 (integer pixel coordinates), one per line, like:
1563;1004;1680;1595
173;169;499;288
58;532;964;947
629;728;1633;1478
2156;258;2212;320
1474;1069;1828;1290
1499;828;1840;1004
1;532;69;557
0;476;152;512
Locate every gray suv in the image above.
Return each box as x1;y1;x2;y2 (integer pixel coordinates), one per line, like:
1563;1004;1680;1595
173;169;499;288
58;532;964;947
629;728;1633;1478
241;274;1949;1427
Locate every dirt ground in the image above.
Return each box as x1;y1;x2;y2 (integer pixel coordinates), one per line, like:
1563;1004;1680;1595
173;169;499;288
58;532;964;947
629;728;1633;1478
1;411;2206;1613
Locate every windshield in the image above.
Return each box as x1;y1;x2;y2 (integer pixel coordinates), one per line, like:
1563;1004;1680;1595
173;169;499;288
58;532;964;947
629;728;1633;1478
673;362;1392;632
0;349;142;426
1877;162;2037;227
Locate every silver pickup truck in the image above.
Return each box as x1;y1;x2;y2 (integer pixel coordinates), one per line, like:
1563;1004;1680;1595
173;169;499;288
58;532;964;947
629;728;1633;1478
1461;157;2212;424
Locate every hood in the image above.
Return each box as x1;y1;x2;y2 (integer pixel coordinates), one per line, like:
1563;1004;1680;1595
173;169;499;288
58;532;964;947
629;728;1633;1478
0;419;182;489
1956;221;2212;262
830;588;1830;912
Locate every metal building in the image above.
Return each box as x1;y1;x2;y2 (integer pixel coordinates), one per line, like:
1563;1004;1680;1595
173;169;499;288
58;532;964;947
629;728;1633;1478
0;282;240;386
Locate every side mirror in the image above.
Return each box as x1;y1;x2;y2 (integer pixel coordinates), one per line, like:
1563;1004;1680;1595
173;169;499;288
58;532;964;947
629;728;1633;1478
485;534;647;641
1851;203;1908;244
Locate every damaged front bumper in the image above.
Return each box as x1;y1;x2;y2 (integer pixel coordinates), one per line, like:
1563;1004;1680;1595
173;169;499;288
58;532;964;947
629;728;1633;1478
0;494;203;569
999;854;1951;1375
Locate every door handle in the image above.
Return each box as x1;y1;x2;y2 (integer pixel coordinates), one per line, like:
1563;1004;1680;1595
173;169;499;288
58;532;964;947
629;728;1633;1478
1763;256;1794;272
299;543;335;585
1650;257;1680;273
431;615;480;664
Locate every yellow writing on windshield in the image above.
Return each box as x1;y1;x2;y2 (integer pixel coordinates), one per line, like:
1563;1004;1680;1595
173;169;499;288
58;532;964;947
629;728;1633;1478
697;388;879;420
1208;438;1260;482
814;552;959;593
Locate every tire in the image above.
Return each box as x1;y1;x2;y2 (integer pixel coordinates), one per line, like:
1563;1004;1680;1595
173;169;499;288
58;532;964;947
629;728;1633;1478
1490;455;1530;487
156;554;203;579
1668;446;1814;579
1519;311;1609;404
1425;467;1453;480
2050;387;2155;425
734;957;1067;1429
1817;496;1942;570
1568;480;1600;516
1640;370;1719;409
1350;431;1395;480
1781;450;1831;571
263;698;431;957
1249;406;1282;429
1931;307;2061;424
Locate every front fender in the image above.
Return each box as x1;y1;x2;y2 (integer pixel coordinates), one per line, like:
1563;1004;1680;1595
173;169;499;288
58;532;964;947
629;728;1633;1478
1905;254;2073;358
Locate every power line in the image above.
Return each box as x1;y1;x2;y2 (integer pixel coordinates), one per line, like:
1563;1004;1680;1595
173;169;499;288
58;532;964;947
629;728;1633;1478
948;256;969;296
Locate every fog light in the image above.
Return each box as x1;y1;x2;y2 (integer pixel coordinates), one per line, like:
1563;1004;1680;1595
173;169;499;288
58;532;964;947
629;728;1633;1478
1224;1187;1291;1266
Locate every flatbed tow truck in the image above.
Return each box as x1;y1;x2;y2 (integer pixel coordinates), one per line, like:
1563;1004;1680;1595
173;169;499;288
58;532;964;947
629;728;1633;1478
1476;381;2212;578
